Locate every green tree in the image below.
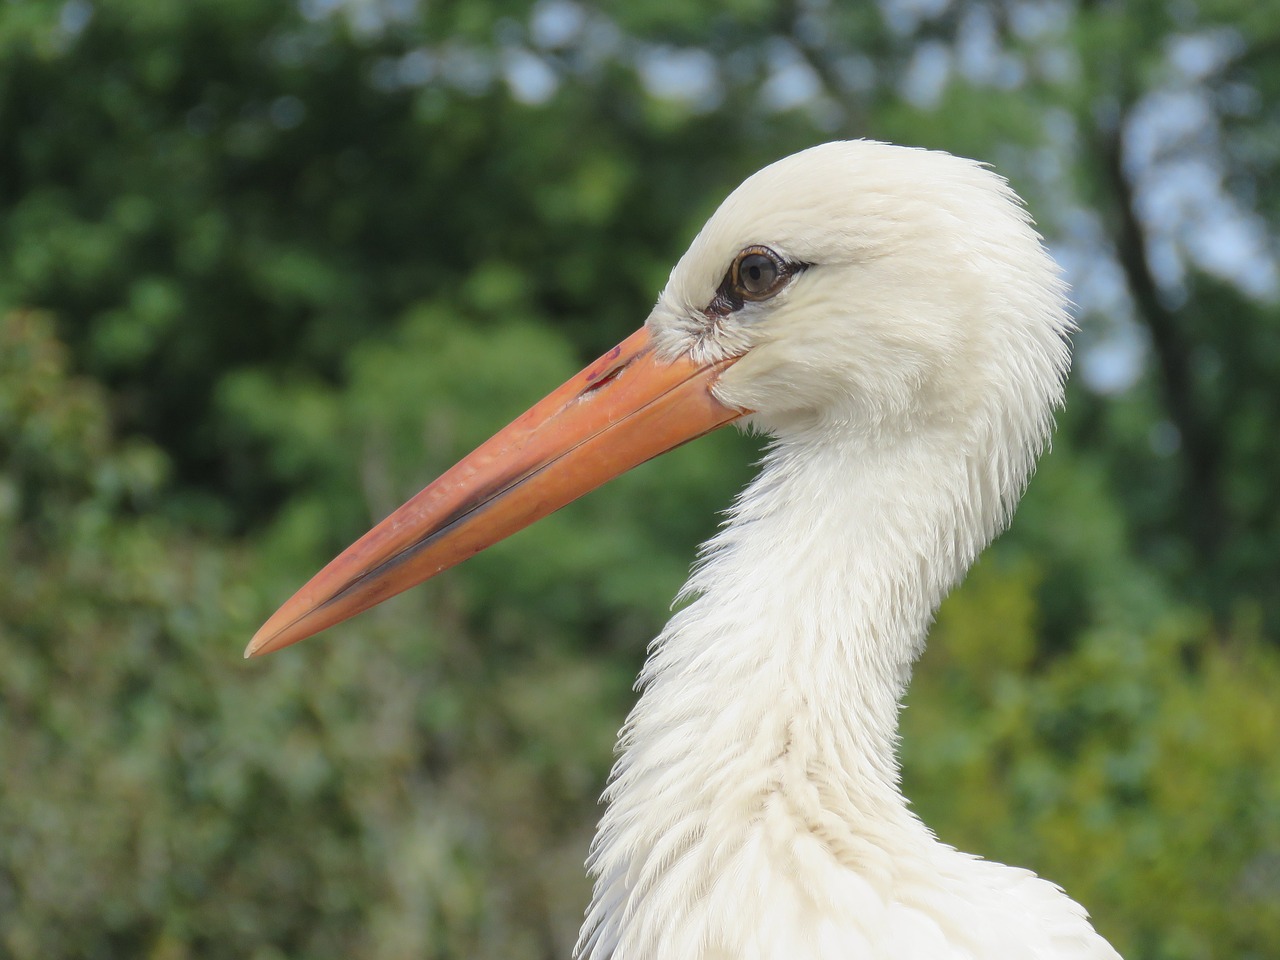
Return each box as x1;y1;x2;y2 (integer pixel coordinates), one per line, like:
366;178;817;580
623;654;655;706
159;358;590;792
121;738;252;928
2;1;1277;957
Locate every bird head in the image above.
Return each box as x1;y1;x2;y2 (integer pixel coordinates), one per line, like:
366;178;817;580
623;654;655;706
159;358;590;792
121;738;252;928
247;141;1070;658
650;140;1070;445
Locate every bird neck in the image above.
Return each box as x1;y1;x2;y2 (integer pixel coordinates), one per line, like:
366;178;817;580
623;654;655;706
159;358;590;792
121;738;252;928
580;421;1011;959
668;423;996;799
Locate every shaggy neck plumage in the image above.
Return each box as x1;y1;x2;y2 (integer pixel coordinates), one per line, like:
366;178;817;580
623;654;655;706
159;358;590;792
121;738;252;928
577;417;1013;960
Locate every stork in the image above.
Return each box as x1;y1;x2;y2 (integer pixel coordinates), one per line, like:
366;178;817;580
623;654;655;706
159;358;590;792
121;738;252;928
249;141;1121;960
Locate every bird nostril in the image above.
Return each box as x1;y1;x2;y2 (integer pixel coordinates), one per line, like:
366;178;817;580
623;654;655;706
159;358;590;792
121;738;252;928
581;359;630;396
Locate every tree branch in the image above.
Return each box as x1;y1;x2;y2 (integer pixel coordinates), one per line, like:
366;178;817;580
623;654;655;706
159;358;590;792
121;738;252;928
1096;123;1227;572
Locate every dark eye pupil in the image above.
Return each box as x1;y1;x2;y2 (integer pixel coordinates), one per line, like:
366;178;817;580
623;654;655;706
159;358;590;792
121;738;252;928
739;253;777;295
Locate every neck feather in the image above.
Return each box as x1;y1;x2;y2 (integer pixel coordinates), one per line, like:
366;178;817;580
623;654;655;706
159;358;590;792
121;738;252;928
577;420;1016;960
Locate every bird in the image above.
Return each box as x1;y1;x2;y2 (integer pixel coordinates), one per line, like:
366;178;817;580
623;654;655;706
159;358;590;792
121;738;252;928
248;140;1121;960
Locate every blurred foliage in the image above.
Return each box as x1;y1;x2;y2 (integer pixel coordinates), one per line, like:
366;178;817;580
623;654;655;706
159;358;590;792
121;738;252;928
905;556;1280;960
1;0;1278;958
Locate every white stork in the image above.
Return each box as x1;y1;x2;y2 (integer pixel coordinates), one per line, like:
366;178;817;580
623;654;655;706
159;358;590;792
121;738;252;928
249;141;1121;960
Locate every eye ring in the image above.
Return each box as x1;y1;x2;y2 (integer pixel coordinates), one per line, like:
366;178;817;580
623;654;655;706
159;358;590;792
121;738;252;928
705;244;803;320
731;245;787;301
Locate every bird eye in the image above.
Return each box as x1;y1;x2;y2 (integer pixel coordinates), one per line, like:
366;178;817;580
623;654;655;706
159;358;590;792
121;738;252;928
732;246;786;301
705;245;798;319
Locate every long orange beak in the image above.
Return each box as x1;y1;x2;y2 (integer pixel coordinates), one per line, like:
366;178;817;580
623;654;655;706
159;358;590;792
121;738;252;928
246;326;746;657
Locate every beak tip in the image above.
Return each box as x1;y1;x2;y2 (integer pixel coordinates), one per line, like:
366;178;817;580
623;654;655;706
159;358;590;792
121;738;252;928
245;597;335;659
243;632;269;659
245;617;293;659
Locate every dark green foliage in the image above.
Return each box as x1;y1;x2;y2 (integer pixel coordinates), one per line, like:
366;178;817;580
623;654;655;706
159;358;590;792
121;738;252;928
2;1;1277;957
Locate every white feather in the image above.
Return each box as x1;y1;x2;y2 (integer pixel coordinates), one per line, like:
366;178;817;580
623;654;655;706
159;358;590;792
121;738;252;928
578;142;1117;960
